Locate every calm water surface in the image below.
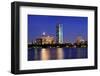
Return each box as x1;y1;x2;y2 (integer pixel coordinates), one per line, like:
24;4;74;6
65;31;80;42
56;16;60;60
28;48;88;61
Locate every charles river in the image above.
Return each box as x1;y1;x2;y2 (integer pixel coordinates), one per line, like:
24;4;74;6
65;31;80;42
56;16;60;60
28;47;87;61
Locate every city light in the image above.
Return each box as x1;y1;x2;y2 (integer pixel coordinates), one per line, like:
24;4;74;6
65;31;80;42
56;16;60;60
42;32;46;36
28;24;87;48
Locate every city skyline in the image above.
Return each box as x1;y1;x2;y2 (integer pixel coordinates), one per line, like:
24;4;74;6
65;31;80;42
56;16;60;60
28;15;88;43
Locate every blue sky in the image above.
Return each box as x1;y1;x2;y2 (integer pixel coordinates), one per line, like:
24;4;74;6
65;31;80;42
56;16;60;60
28;15;88;43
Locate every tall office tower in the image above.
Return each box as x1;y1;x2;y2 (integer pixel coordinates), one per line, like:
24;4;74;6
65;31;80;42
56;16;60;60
56;24;63;44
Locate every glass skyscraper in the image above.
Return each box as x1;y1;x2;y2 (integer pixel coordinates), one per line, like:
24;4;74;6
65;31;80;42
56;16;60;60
56;24;63;44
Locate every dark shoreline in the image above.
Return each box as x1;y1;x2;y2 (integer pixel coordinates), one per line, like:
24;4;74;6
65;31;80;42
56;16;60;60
28;43;87;48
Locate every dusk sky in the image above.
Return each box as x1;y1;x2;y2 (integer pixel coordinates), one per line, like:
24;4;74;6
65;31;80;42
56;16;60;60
28;15;88;43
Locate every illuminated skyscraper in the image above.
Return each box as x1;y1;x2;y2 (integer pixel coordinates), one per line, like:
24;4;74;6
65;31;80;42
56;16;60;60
56;24;63;44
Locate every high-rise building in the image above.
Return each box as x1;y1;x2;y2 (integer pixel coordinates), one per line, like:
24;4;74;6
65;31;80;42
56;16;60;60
56;24;63;44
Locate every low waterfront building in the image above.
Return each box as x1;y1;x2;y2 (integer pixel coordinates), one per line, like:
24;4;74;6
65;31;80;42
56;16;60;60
35;32;55;44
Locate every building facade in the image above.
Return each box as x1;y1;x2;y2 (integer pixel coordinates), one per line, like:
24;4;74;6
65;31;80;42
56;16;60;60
56;24;63;44
36;32;55;44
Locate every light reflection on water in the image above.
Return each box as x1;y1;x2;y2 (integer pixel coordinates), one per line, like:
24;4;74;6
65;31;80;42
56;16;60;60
56;48;64;59
41;48;50;60
28;48;88;61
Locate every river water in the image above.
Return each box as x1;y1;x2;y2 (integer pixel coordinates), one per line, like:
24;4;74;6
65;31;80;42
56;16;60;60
28;48;87;61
